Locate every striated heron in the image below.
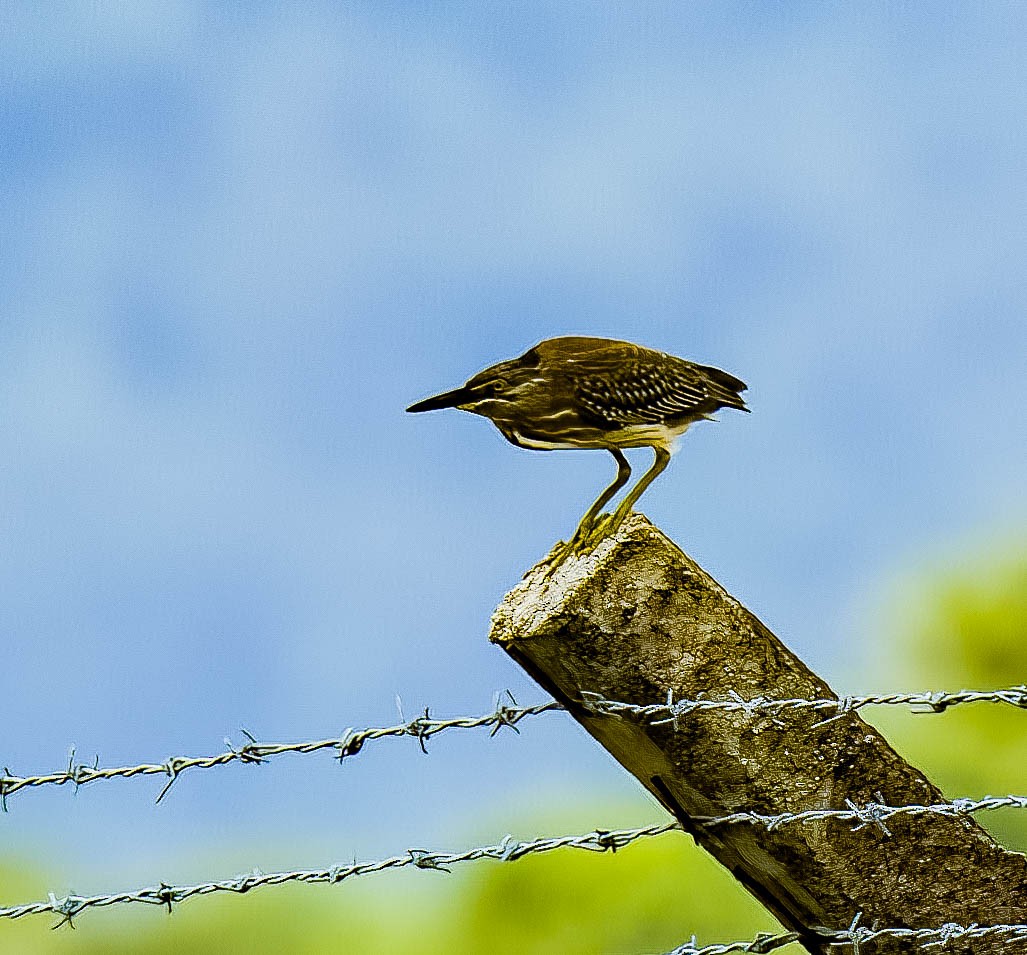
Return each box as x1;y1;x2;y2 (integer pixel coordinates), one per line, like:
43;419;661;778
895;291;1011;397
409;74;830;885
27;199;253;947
407;336;748;561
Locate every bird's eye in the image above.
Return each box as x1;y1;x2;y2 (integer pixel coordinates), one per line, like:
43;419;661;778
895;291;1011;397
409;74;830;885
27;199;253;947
490;378;508;393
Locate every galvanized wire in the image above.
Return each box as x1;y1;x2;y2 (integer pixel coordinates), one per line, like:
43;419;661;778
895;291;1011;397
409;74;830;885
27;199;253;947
663;930;802;955
693;794;1027;837
826;915;1027;952
3;685;1025;809
0;822;680;927
5;790;1027;926
662;916;1027;954
0;693;561;809
582;685;1027;725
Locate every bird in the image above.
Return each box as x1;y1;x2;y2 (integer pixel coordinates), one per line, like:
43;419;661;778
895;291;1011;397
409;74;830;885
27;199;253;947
407;336;748;564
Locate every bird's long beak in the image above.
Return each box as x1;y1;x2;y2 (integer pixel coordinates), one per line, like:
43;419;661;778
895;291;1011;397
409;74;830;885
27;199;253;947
406;386;473;413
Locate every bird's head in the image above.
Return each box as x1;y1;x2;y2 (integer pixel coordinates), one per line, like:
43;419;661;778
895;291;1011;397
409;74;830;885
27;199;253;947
406;351;541;418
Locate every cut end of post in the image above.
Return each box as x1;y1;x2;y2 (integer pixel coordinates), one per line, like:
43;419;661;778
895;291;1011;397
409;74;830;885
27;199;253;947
489;512;683;646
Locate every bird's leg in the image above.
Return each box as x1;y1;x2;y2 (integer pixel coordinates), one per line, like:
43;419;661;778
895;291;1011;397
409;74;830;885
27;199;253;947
544;449;631;573
573;448;631;544
594;446;671;539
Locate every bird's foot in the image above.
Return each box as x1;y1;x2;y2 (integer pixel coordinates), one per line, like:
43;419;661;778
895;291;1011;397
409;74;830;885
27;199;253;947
585;507;630;544
541;540;572;579
541;510;632;580
542;532;590;579
541;524;594;579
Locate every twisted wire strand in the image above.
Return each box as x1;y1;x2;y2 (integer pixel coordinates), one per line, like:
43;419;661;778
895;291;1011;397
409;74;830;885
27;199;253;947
693;794;1027;836
663;929;802;955
662;918;1027;954
2;685;1024;809
0;822;679;926
0;694;561;808
5;791;1027;926
582;685;1027;725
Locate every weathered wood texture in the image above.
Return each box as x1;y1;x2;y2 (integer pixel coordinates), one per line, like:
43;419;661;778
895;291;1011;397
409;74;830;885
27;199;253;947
489;515;1027;955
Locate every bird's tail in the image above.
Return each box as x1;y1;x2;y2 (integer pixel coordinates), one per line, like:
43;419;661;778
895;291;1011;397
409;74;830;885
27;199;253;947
699;364;749;412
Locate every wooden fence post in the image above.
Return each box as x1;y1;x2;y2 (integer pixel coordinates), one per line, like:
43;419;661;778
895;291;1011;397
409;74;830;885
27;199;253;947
489;515;1027;954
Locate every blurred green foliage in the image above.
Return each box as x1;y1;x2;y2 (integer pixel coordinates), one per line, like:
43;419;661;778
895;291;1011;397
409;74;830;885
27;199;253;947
866;540;1027;849
897;543;1027;688
3;538;1024;951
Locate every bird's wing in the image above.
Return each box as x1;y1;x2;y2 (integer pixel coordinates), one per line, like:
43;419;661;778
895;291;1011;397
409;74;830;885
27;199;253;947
568;361;705;424
555;350;747;425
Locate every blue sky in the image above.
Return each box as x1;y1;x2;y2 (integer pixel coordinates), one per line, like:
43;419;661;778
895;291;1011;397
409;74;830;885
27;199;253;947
2;2;1025;901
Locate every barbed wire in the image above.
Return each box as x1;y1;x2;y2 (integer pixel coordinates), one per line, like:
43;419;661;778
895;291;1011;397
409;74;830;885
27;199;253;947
583;685;1027;727
826;915;1027;953
662;929;802;955
3;685;1025;810
0;692;561;809
6;788;1027;927
4;681;1025;937
0;822;680;927
693;794;1027;837
661;915;1027;954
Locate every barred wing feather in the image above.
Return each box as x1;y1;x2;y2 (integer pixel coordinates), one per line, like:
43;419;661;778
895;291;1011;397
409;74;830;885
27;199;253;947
569;358;746;426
